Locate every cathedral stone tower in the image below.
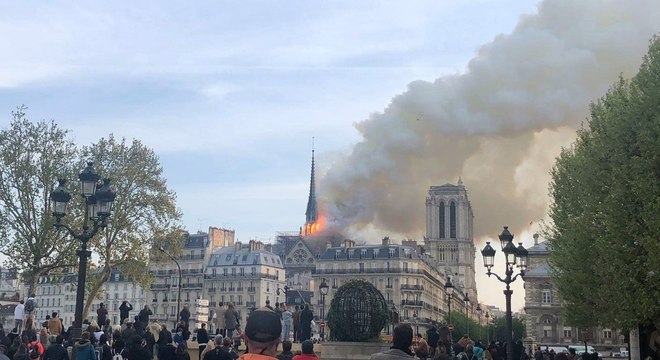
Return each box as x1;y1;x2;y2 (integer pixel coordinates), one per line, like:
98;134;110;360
424;180;478;302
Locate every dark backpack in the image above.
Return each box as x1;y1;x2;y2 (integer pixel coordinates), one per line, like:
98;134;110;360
28;343;41;359
24;299;35;313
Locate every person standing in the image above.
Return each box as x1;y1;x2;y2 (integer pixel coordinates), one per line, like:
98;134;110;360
292;340;317;360
24;295;36;323
96;304;108;329
196;323;210;360
370;323;414;359
214;303;226;336
180;305;191;330
138;305;153;327
281;307;292;342
299;305;313;342
43;335;69;360
47;313;63;336
292;306;300;343
223;304;239;340
119;301;133;325
13;301;24;334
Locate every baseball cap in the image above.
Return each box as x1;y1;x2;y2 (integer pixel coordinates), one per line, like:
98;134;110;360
245;307;282;343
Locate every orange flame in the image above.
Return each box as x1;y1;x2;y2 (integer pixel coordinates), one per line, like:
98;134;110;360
304;213;326;236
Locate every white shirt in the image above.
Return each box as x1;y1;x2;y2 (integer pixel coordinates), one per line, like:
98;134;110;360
14;304;24;320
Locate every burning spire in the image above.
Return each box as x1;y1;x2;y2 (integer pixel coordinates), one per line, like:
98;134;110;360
303;139;319;235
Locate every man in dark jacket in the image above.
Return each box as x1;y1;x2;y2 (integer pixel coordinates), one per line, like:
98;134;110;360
138;306;152;327
43;336;69;360
299;305;313;342
370;324;414;359
97;303;108;328
427;326;440;356
179;306;191;330
119;301;133;325
157;324;174;360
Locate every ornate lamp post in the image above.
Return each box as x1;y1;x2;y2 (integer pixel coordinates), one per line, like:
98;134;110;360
49;162;115;344
476;304;482;340
445;277;454;324
485;312;490;343
159;246;182;327
481;226;528;360
319;278;329;320
463;292;471;338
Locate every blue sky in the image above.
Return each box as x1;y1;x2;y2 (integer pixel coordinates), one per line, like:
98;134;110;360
0;0;540;240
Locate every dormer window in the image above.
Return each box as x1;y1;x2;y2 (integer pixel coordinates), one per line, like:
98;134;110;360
348;249;354;259
372;250;377;259
361;249;367;259
334;250;340;260
389;248;395;258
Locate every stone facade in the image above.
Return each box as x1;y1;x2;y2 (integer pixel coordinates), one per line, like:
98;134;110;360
313;237;457;335
524;235;624;351
424;181;479;307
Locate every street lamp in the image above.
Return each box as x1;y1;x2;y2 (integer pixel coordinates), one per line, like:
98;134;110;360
445;277;454;324
319;278;329;321
481;226;528;360
476;304;482;340
463;292;470;338
485;312;490;344
49;162;115;346
159;246;182;328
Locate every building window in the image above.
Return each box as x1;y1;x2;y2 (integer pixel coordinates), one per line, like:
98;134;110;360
449;202;456;238
542;289;552;304
543;326;553;338
603;329;612;339
563;327;572;338
359;263;365;273
439;202;445;239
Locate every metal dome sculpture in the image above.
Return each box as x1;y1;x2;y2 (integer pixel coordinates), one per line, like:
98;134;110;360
326;279;389;342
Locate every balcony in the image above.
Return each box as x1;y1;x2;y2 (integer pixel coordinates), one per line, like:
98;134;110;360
151;284;171;290
178;254;205;261
202;273;279;280
247;287;256;293
208;288;216;293
401;300;424;307
181;283;203;289
228;287;235;292
315;268;425;275
385;284;393;289
237;287;244;291
236;301;243;306
220;288;227;292
400;284;424;291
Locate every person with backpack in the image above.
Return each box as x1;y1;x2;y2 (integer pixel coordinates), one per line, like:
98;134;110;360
458;344;479;360
74;333;96;360
202;336;228;360
97;334;112;360
43;336;68;360
23;296;36;323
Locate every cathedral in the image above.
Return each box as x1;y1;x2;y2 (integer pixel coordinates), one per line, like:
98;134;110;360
423;179;479;303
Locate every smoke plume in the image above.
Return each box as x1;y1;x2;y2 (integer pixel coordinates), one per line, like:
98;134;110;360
320;0;660;243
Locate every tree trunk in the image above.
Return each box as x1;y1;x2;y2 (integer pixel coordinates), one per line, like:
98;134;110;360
83;270;111;321
27;274;39;298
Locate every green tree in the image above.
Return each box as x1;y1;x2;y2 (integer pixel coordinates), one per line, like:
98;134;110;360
0;107;79;294
446;311;492;342
548;36;660;330
79;135;182;318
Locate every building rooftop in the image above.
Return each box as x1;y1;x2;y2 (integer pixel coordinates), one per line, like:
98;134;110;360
527;240;550;254
184;232;209;248
318;243;421;261
524;263;551;277
208;245;283;268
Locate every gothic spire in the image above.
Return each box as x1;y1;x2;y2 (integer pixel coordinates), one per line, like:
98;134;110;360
305;139;318;224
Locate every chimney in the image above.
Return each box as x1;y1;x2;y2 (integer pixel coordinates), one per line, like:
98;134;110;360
256;241;264;250
382;237;390;246
325;241;332;250
343;239;354;248
533;233;539;245
265;244;273;253
234;241;242;251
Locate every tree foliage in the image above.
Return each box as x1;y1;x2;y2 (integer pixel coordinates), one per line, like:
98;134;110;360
0;107;79;293
445;311;525;342
79;135;182;317
548;36;660;330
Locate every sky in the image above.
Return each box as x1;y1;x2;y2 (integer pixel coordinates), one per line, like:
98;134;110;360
2;0;658;311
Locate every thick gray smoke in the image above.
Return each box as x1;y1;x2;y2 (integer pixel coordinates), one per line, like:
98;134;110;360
320;0;660;243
